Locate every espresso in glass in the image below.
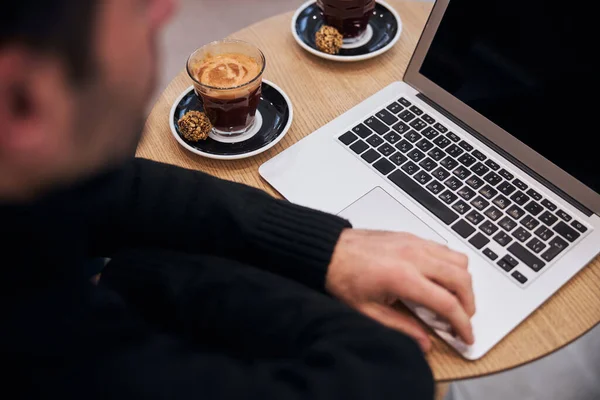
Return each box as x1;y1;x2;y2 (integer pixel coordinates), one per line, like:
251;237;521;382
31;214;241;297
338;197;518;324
187;40;266;136
317;0;376;41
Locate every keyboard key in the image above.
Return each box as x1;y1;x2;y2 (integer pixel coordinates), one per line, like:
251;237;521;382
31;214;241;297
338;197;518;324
350;140;368;154
365;117;389;135
480;221;499;236
398;97;411;107
419;158;437;172
400;110;416;122
524;201;543;216
453;166;471;180
432;167;451;181
433;136;451;149
508;243;545;272
513;179;528;191
387;102;404;114
367;134;384;148
471;196;490;211
527;189;542;201
445;177;462;191
373;158;395;175
494;231;513;247
352;123;373;138
507;205;526;220
510;191;530;206
405;130;422;143
539;211;558;226
410;119;428;131
484;206;502;221
513;227;532;242
521;215;540;230
446;144;464;158
471;162;490;177
459;141;474;152
553;221;580;242
383;132;402;144
499;216;518;232
469;232;490;249
479;185;498;200
408;149;426;162
493;195;511;210
535;226;554;241
376;109;399;125
439;190;458;205
378;143;395;157
396;140;413;153
428;148;446;161
458;186;476;201
401;161;420;176
556;210;572;222
466;176;485;190
499;169;514;180
415;171;433;185
512;271;528;284
434;123;448;133
458;154;477;167
472;150;487;161
388;170;459;225
409;105;423;116
393;121;411;134
361;149;381;163
541;236;568;262
571;220;587;233
498;255;518;271
541;199;557;211
452;220;476;238
339;132;358;145
422;127;440;139
485;159;500;171
526;238;547;254
466;210;485;225
447;132;461;142
440;157;459;170
416;139;434;152
422;114;435;124
484;172;502;186
389;152;408;166
483;248;499;261
498;182;516;196
426;180;444;195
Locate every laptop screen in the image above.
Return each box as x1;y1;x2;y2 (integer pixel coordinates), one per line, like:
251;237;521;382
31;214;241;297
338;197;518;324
419;0;598;194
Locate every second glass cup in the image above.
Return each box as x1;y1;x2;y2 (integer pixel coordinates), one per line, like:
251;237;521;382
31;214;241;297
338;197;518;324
317;0;376;43
187;40;266;136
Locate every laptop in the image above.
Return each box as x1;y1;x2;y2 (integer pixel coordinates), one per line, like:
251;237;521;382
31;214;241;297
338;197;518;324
259;0;600;359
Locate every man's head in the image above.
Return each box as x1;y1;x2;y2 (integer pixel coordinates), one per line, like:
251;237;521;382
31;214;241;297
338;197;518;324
0;0;176;200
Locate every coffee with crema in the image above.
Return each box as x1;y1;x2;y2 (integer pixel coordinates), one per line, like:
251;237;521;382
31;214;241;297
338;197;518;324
190;52;263;134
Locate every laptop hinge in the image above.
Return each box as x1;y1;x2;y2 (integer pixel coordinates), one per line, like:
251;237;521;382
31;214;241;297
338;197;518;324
416;93;594;217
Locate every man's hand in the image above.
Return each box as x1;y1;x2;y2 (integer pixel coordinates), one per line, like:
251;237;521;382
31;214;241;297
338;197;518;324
326;229;476;352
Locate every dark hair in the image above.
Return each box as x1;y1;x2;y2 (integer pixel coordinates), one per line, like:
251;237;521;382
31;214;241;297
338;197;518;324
1;0;98;84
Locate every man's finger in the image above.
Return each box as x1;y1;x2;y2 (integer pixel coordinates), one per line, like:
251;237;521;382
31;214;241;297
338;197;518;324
423;258;476;317
424;241;469;269
360;303;432;352
393;276;474;344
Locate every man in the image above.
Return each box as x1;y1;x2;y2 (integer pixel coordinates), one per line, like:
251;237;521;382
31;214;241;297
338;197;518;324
0;0;475;398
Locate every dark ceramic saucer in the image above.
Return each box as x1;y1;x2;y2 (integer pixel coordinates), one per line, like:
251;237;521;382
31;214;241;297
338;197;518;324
292;0;402;62
170;80;293;160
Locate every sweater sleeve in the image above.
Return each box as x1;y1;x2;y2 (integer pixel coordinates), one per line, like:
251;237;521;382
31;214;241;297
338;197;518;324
82;158;351;291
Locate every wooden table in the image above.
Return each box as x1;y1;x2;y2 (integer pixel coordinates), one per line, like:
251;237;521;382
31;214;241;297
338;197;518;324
139;0;600;384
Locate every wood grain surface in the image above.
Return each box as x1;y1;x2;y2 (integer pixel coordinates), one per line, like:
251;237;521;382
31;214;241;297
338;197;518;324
138;0;600;382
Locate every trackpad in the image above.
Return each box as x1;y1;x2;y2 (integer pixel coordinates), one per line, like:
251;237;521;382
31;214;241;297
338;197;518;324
337;187;447;244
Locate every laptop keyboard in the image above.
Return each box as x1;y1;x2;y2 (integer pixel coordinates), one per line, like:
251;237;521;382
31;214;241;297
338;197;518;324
338;96;591;286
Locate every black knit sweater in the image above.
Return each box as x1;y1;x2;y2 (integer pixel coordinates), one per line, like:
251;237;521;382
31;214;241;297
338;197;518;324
1;158;433;399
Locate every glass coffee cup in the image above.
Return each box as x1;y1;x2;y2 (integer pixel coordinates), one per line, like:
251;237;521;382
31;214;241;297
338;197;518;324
186;40;266;136
317;0;376;43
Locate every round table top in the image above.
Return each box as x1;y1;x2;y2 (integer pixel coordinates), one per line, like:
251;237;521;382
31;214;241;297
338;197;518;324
138;0;600;382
